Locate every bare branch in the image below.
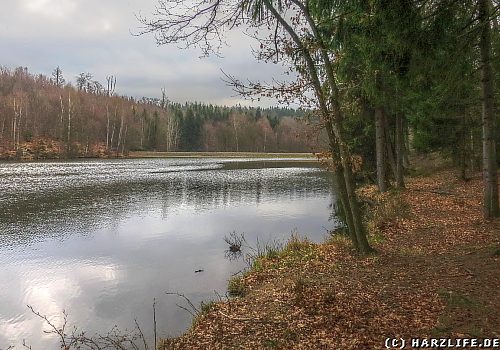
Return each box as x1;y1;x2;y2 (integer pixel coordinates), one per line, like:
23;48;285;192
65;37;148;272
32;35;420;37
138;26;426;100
136;0;256;55
27;305;151;349
165;291;200;316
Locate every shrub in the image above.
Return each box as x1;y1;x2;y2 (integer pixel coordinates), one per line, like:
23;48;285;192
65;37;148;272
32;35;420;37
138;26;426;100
366;192;410;235
228;276;247;297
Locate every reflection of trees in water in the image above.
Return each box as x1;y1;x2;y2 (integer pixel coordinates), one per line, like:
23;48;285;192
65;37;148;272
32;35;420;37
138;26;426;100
0;169;332;247
169;170;330;210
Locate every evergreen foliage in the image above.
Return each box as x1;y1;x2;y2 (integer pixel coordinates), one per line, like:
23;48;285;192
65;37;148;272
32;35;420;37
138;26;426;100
0;66;314;157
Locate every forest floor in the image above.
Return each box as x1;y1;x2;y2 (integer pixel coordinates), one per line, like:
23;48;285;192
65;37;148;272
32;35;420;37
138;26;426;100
160;169;500;350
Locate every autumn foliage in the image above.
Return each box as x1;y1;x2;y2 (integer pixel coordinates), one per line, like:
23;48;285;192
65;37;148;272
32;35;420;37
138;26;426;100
0;66;320;160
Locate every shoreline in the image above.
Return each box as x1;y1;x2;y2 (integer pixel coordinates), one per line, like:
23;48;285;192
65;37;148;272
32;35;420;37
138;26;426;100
159;169;500;349
0;151;317;162
127;151;316;159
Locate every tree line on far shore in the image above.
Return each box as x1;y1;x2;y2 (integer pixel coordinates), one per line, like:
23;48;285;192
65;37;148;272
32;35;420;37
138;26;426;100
0;66;317;159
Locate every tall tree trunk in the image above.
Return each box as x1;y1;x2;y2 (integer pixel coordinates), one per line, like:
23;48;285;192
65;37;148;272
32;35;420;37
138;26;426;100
13;98;23;153
328;114;372;253
322;109;365;252
59;95;64;141
110;122;115;151
117;111;124;152
12;98;17;150
479;0;499;218
262;0;372;253
470;129;477;172
17;102;22;151
395;114;405;188
140;114;144;149
460;113;468;180
0;115;5;141
24;100;28;131
334;166;358;250
383;111;397;180
403;116;410;168
110;106;117;151
327;129;358;250
232;114;239;152
375;106;388;192
121;125;128;155
106;104;110;151
338;140;372;253
263;129;267;153
67;93;72;155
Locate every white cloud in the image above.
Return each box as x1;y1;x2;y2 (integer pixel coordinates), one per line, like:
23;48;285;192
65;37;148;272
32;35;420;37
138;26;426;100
0;0;294;107
22;0;77;18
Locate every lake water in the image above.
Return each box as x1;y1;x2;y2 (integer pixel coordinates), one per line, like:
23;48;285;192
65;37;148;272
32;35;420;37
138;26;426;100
0;158;335;348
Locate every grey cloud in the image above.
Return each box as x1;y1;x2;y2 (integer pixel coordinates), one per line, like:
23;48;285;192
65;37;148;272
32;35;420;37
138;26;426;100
1;0;294;107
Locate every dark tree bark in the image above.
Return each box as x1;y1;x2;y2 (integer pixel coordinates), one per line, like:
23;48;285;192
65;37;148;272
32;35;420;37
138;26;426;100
375;106;388;192
479;0;499;218
459;113;468;180
403;116;410;168
383;111;397;180
333;156;358;251
395;113;405;188
262;0;372;253
138;0;374;252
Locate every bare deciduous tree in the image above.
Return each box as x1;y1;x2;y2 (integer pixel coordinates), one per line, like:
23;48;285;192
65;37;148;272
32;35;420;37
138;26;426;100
138;0;373;253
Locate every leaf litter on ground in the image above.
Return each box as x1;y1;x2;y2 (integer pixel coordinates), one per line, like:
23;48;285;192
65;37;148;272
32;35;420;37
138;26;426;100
161;170;500;349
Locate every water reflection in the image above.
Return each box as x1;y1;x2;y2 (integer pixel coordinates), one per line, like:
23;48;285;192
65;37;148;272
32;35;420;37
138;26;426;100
0;158;335;348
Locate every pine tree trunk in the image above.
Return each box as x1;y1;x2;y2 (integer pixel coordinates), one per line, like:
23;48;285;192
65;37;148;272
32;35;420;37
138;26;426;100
382;111;397;180
375;106;387;192
395;114;405;188
403;117;410;168
459;113;468;180
479;0;500;218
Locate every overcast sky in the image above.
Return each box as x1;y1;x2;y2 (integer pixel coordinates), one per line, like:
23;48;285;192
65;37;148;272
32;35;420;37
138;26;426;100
0;0;290;107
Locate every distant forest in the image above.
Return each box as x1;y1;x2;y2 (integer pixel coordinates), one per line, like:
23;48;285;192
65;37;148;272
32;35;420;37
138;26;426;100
0;66;319;159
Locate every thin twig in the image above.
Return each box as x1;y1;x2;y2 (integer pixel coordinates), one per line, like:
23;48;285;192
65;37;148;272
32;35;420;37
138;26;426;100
165;291;200;314
134;319;148;350
153;298;157;350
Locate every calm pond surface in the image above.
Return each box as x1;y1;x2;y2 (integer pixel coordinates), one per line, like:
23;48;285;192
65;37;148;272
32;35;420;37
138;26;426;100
0;157;336;348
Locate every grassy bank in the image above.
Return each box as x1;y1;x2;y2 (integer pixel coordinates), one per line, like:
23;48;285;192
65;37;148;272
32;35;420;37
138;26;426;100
128;151;316;159
160;170;500;349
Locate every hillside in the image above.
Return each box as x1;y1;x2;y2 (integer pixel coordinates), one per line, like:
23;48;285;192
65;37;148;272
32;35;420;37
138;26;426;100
0;66;319;160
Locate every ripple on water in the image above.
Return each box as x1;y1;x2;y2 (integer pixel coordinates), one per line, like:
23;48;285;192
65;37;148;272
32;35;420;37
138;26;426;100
0;158;334;348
